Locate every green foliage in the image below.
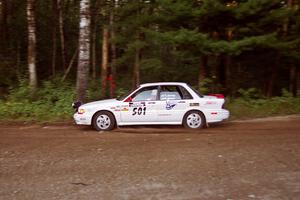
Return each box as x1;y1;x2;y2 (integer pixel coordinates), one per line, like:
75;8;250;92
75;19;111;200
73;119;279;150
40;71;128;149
237;87;262;100
198;78;213;94
227;93;300;120
86;79;103;101
1;0;300;111
0;78;75;122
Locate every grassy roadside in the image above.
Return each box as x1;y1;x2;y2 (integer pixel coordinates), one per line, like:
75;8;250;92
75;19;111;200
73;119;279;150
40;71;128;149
0;80;300;123
226;96;300;120
0;96;300;123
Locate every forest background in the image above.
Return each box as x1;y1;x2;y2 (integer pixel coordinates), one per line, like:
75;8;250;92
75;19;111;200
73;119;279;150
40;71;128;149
1;0;300;122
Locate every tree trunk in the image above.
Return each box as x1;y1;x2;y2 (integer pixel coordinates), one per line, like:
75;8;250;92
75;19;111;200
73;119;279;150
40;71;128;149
132;44;140;89
57;0;66;71
109;0;117;98
283;0;296;96
266;55;279;97
225;55;232;95
62;47;78;81
76;0;91;102
225;29;233;95
27;0;37;95
101;26;109;98
91;20;97;79
198;55;207;91
289;66;297;96
90;0;99;80
297;67;300;97
283;0;293;37
52;0;58;76
1;0;8;54
16;40;21;78
211;31;220;92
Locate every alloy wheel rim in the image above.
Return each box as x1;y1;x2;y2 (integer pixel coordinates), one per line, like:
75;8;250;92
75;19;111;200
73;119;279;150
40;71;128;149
96;114;111;130
186;113;201;128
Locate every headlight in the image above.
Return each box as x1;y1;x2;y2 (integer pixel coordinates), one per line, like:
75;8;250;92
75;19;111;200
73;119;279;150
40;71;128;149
78;108;86;114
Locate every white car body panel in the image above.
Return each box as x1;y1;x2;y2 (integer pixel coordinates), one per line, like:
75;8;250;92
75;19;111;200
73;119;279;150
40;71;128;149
73;82;229;127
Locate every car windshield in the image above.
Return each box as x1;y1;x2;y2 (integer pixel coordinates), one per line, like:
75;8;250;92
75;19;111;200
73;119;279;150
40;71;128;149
116;88;136;101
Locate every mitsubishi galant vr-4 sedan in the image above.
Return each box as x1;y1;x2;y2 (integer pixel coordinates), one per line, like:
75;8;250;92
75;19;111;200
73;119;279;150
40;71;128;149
73;82;229;131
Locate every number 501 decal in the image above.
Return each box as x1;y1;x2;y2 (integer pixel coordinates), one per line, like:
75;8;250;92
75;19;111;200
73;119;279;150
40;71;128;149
132;107;146;115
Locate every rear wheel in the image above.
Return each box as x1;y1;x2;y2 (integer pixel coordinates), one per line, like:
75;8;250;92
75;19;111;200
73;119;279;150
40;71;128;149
92;111;115;131
183;111;205;129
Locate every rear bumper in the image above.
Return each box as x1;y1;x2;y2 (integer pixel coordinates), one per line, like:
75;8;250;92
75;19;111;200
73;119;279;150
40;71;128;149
205;109;230;123
220;109;230;120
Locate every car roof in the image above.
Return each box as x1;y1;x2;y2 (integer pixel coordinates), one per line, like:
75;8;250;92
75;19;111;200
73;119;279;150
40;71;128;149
139;82;188;87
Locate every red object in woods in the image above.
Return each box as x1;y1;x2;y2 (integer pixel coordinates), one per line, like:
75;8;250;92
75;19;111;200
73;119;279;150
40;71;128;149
107;74;115;98
208;94;224;99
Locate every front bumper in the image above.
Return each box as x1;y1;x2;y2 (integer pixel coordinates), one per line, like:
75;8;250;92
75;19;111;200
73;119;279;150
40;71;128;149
73;113;92;125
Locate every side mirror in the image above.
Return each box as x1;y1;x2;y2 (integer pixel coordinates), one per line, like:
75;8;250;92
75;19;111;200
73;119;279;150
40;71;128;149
124;96;132;102
72;101;81;109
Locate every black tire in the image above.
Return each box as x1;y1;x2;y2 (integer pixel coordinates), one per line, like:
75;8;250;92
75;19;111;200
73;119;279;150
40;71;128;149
183;110;206;129
92;111;116;131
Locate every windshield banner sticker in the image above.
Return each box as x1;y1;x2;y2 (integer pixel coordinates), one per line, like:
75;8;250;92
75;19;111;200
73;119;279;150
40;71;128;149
129;102;146;108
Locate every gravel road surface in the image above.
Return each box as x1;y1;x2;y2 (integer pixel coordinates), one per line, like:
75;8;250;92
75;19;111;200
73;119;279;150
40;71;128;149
0;116;300;200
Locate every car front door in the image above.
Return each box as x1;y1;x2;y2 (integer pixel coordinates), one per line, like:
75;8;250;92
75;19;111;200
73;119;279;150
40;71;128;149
120;86;158;123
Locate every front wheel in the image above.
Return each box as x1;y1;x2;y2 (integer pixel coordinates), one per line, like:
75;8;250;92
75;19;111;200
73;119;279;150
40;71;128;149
183;111;206;129
92;111;116;131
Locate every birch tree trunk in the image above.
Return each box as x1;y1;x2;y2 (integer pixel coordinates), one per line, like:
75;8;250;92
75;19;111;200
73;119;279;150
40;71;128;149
91;20;97;79
76;0;91;102
27;0;37;94
57;0;66;71
101;26;109;98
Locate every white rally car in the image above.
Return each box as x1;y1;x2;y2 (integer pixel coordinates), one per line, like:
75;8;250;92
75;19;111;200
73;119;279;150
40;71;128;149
73;82;229;131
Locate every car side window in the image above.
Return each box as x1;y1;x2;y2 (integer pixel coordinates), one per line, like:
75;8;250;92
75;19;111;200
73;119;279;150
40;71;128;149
131;86;158;101
179;86;193;99
159;86;183;100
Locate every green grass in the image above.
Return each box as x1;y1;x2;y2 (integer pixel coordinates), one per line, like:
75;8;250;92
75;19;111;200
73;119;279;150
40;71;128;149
226;96;300;120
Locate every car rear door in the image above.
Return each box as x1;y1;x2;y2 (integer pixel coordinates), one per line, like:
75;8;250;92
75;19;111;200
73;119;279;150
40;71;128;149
155;85;194;123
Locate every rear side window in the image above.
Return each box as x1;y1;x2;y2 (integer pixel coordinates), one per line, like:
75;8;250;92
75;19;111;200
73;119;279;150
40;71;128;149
159;86;182;100
179;86;193;99
159;85;193;100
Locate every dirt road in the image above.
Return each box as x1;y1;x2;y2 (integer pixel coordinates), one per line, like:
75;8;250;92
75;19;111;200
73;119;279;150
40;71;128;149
1;116;300;200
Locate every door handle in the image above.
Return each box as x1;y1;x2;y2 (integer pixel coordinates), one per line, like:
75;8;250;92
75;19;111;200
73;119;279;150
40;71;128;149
148;102;156;104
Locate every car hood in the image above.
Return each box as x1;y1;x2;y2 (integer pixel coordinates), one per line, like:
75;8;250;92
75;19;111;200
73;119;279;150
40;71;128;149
82;99;119;108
